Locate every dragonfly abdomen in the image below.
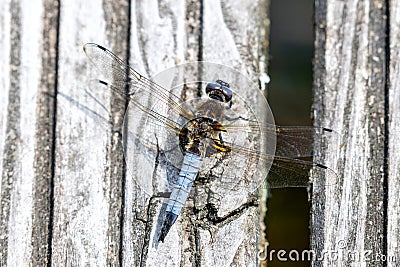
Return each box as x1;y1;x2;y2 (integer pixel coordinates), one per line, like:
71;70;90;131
158;152;202;242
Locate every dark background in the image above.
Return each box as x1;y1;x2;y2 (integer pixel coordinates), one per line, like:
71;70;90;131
266;0;313;266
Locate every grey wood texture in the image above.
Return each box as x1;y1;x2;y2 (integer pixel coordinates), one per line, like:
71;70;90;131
312;0;396;266
388;1;400;266
0;0;269;266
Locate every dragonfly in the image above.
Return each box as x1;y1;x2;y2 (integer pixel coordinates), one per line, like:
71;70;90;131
83;43;338;243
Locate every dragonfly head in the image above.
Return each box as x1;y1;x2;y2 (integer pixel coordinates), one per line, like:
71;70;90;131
206;80;233;103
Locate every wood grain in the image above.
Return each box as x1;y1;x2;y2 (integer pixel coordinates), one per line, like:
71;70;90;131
3;0;400;266
388;0;400;265
312;0;388;266
0;0;268;266
123;1;268;266
52;0;129;266
0;0;52;266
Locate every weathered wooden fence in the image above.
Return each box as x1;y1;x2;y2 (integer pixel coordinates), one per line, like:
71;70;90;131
312;0;398;266
0;0;269;266
0;0;398;266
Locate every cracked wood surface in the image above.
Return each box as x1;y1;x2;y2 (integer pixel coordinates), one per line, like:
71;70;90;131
312;0;397;266
0;0;269;266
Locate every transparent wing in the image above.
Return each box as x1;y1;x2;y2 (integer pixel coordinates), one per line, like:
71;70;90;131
274;126;333;158
84;43;195;164
223;119;338;158
97;80;183;135
203;116;338;192
201;138;338;192
267;156;335;188
83;43;195;121
228;142;338;188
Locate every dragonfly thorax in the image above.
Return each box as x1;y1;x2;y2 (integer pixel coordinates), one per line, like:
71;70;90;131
179;117;231;156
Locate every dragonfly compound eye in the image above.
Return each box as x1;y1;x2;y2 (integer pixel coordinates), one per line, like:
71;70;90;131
205;80;233;103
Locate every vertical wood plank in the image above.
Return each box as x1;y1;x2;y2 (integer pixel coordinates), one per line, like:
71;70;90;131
0;1;13;262
121;1;269;266
201;1;270;266
53;0;109;264
101;2;130;265
53;0;129;265
31;0;59;266
121;1;189;266
0;0;53;266
312;0;387;265
388;0;400;265
0;0;26;265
